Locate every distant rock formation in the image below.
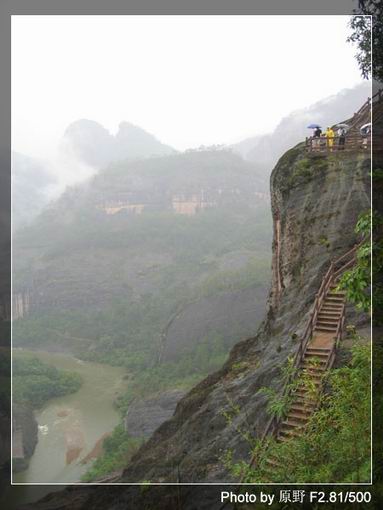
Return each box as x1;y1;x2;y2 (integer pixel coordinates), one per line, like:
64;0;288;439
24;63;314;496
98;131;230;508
62;119;175;169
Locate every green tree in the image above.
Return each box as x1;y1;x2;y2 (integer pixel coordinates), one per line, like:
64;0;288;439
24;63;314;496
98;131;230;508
348;2;383;82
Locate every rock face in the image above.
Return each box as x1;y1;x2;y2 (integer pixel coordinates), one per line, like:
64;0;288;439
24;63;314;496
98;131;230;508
161;285;267;363
125;390;186;439
12;404;38;472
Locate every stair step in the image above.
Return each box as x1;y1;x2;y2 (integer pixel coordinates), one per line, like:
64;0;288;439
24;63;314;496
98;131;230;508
327;291;346;297
321;306;343;313
291;400;316;411
314;326;338;333
303;353;327;361
317;313;340;320
282;411;312;427
297;378;321;388
301;371;323;380
324;297;344;303
302;362;327;370
290;404;314;415
294;388;318;399
301;363;326;371
318;313;342;324
320;305;342;312
306;347;331;352
316;319;339;327
304;352;329;359
279;428;301;439
282;418;307;428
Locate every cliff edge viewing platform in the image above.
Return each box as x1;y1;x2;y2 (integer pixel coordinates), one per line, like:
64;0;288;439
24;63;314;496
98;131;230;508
305;89;382;153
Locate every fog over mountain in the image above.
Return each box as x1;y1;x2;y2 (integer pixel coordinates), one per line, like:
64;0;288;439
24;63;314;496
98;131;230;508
12;152;58;230
12;123;176;230
12;82;369;231
62;119;176;168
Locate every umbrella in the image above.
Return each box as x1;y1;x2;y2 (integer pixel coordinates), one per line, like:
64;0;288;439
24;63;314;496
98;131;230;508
335;123;350;129
360;122;371;134
307;124;322;129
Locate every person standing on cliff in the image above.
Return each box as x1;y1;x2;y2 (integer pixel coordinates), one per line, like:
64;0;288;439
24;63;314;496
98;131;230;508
325;126;335;151
312;127;322;151
337;127;346;150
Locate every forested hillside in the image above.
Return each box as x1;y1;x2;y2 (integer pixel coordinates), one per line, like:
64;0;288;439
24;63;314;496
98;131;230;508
13;148;272;413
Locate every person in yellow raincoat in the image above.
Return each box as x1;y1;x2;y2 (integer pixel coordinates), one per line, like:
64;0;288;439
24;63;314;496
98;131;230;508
325;126;335;150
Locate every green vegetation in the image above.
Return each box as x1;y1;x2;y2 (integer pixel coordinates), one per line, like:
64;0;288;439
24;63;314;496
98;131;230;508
13;355;82;408
288;156;329;188
290;158;312;182
224;343;371;483
318;235;330;248
115;332;228;415
81;424;142;482
336;210;372;312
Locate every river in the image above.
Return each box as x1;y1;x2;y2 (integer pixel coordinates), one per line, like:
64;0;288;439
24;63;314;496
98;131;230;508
13;349;128;484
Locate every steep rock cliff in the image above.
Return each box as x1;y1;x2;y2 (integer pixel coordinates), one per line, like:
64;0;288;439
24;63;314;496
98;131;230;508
21;141;371;508
114;146;370;484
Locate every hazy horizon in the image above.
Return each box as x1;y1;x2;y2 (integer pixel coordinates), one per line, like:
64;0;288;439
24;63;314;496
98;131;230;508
12;15;366;160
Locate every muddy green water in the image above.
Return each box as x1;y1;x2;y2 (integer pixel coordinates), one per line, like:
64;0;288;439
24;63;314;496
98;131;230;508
13;349;128;484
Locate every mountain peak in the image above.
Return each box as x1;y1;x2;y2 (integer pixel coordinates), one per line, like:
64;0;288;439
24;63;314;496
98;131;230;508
62;119;175;168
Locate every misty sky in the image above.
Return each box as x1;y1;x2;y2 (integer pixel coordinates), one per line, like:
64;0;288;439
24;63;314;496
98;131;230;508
12;15;366;159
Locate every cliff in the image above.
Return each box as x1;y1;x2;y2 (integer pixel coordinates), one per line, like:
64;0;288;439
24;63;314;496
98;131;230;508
114;144;370;484
20;128;371;509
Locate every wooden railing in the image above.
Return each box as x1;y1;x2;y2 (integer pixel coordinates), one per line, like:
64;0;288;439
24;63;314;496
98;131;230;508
305;89;383;154
305;135;372;153
260;243;359;442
